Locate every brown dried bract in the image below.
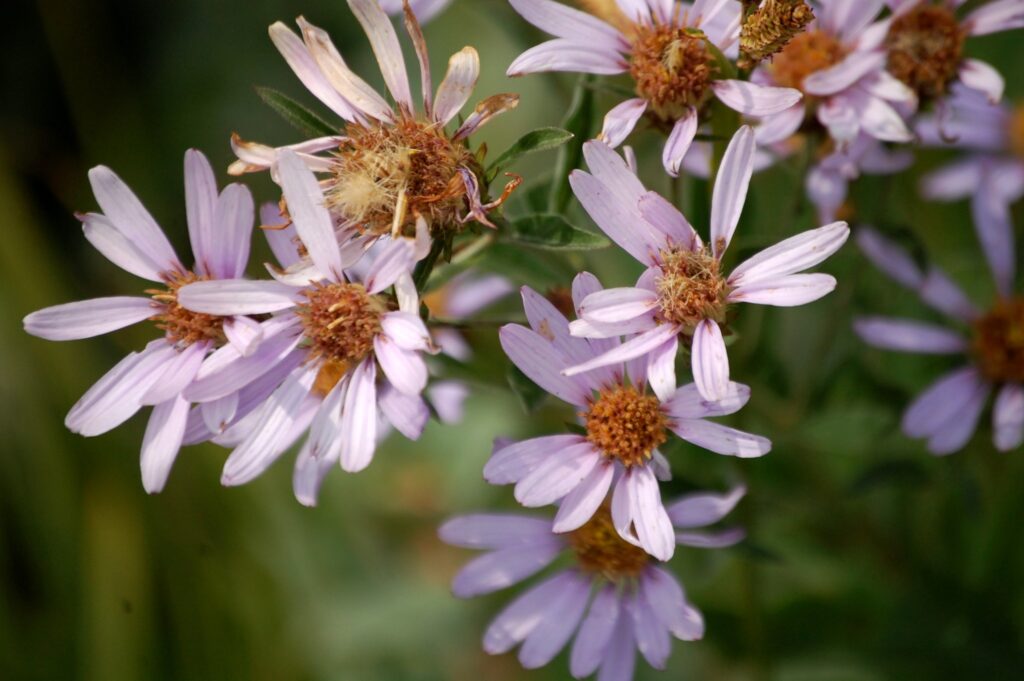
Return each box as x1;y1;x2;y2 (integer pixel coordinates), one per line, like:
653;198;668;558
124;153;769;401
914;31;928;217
740;0;815;70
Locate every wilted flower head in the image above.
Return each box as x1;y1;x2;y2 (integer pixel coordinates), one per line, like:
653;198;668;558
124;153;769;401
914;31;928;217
565;126;849;403
855;213;1024;454
23;150;258;493
230;0;519;243
751;0;915;150
490;273;769;560
882;0;1023;107
507;0;802;175
439;485;746;679
177;150;435;503
739;0;815;68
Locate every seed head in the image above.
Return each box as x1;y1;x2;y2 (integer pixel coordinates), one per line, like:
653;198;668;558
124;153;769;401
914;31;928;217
655;247;730;332
740;0;816;69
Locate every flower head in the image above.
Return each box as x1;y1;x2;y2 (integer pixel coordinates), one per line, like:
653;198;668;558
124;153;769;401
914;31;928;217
230;1;519;241
751;0;915;150
439;485;746;679
507;0;802;175
177;150;436;503
23;150;258;493
855;213;1023;454
566;126;849;402
882;0;1023;107
490;273;769;559
917;87;1024;211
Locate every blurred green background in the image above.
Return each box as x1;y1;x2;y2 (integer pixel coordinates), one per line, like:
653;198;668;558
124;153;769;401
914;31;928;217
2;0;1023;679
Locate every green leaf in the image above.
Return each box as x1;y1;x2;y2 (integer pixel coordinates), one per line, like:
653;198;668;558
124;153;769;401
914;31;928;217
549;76;595;213
500;214;609;251
507;364;547;413
255;86;338;138
486;127;574;179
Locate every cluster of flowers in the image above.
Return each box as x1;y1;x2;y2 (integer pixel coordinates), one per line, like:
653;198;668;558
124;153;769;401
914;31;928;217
22;0;1023;679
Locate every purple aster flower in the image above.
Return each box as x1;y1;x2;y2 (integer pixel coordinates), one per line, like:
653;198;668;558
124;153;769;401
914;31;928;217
565;126;849;402
228;0;519;239
23;150;258;493
422;271;514;423
175;149;435;504
917;87;1024;211
752;0;915;148
806;133;914;222
855;219;1024;454
439;485;746;679
491;273;768;560
506;0;803;176
882;0;1023;109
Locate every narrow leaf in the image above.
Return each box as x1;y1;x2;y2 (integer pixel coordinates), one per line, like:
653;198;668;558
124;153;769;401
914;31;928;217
501;214;609;251
486;127;574;179
255;86;338;138
549;76;595;213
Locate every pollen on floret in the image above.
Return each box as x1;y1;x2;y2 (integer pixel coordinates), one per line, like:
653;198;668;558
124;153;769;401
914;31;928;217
327;115;478;237
972;298;1024;383
884;4;965;100
569;505;651;579
298;282;385;394
148;271;226;347
767;29;846;93
629;24;718;124
584;386;668;468
1008;105;1024;161
655;247;730;332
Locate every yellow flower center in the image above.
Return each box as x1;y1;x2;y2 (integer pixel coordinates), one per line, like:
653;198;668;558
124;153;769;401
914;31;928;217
147;271;225;347
972;298;1024;383
327;115;477;237
885;4;965;100
767;29;846;93
629;24;718;124
655;247;730;332
297;282;385;395
584;386;668;468
1008;104;1024;161
569;505;651;579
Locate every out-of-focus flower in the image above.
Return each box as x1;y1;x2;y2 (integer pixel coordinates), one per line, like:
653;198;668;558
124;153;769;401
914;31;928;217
882;0;1023;108
23;150;258;493
379;0;451;23
423;271;515;423
565;127;849;402
439;486;746;679
855;219;1024;455
230;1;519;242
806;133;914;222
506;0;802;175
918;87;1024;210
751;0;915;148
491;274;768;560
176;150;434;504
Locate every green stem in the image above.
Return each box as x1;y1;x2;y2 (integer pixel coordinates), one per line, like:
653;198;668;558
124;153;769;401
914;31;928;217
412;238;445;292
